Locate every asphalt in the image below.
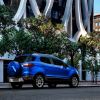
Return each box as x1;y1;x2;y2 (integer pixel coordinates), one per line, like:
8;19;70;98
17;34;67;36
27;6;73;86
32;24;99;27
0;81;100;89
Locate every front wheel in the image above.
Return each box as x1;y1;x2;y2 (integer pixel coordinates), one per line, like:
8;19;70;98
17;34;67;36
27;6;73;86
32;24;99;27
69;76;79;88
33;75;44;89
11;82;23;89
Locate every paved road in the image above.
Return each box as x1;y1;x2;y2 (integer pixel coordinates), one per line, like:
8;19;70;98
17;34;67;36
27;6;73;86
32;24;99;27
0;87;100;100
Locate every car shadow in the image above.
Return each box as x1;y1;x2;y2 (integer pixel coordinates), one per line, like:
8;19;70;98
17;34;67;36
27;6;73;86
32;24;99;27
0;85;80;91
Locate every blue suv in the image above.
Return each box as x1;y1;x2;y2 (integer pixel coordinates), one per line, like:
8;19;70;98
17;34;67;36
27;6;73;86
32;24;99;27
7;53;79;88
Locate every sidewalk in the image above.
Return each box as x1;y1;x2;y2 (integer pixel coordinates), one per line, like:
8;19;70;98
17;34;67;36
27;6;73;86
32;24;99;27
79;81;100;87
0;83;11;89
0;82;100;89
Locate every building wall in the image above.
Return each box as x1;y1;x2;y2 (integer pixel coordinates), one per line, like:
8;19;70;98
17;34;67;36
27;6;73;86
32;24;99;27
94;14;100;32
0;60;3;82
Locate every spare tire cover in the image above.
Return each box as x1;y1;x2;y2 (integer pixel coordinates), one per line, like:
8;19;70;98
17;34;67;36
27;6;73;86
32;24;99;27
7;61;22;77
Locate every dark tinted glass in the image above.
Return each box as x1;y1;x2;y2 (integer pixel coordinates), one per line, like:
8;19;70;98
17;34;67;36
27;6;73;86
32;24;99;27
15;55;35;63
52;58;64;66
40;57;51;64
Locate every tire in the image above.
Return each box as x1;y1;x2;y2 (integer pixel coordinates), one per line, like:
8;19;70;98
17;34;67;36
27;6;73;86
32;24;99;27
69;76;79;88
48;83;56;88
11;82;23;89
33;75;44;89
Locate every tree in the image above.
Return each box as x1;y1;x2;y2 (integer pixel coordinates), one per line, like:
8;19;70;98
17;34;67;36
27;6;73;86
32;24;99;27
0;5;15;56
0;5;14;31
0;16;64;56
21;16;63;54
0;28;15;55
79;32;100;81
60;33;79;67
0;28;33;55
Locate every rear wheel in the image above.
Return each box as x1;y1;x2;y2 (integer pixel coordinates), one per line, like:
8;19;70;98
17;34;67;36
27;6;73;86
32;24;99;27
33;75;44;89
11;82;23;89
69;76;79;88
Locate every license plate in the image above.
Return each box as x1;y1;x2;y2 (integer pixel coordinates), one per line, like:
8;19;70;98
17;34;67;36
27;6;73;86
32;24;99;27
24;77;32;80
13;78;19;82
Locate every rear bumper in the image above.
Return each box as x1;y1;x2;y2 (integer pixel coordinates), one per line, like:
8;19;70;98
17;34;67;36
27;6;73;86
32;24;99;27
9;77;24;82
9;76;34;82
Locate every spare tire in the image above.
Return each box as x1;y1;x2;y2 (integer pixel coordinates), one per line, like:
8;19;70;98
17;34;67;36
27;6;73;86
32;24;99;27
7;61;22;77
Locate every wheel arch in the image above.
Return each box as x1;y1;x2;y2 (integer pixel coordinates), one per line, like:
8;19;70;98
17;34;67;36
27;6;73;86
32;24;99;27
71;74;79;81
34;72;45;79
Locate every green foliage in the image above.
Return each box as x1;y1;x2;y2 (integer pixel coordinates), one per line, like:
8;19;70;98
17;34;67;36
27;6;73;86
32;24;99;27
14;30;33;54
0;28;33;55
60;33;79;66
23;16;63;34
73;53;81;68
30;31;62;54
79;33;100;81
0;13;63;55
0;5;99;73
0;28;15;54
21;16;63;54
0;16;64;55
0;5;14;53
0;5;14;30
79;33;99;56
90;32;100;52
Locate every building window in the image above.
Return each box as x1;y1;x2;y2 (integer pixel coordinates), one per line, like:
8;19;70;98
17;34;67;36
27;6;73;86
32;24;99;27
95;23;98;26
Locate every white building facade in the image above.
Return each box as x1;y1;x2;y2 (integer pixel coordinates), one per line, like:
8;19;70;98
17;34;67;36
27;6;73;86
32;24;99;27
0;0;94;42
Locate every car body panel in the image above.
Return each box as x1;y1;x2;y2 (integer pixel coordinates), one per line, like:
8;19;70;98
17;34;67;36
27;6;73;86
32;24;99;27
7;53;79;83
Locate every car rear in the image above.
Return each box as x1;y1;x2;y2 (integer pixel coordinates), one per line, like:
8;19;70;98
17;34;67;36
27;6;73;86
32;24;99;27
7;54;38;88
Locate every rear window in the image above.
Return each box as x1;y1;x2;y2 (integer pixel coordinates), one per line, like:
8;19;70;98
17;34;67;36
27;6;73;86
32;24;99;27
15;55;35;63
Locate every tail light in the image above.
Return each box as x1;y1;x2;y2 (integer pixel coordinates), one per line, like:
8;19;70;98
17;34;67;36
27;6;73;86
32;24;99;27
23;63;34;67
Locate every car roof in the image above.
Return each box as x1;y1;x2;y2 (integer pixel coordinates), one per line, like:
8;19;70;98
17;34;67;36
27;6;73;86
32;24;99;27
16;54;32;57
16;53;62;61
32;53;54;57
32;53;62;60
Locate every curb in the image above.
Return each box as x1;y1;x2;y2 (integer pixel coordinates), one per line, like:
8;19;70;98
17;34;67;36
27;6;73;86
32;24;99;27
0;83;100;89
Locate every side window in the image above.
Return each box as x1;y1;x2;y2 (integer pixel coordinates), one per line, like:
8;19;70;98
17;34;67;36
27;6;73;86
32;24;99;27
52;58;64;66
40;57;51;64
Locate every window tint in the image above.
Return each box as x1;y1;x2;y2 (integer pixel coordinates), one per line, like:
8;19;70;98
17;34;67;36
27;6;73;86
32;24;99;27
15;56;35;63
40;57;51;64
52;58;64;66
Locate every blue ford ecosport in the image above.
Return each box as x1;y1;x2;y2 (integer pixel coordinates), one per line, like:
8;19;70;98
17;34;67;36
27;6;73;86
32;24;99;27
7;53;79;88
